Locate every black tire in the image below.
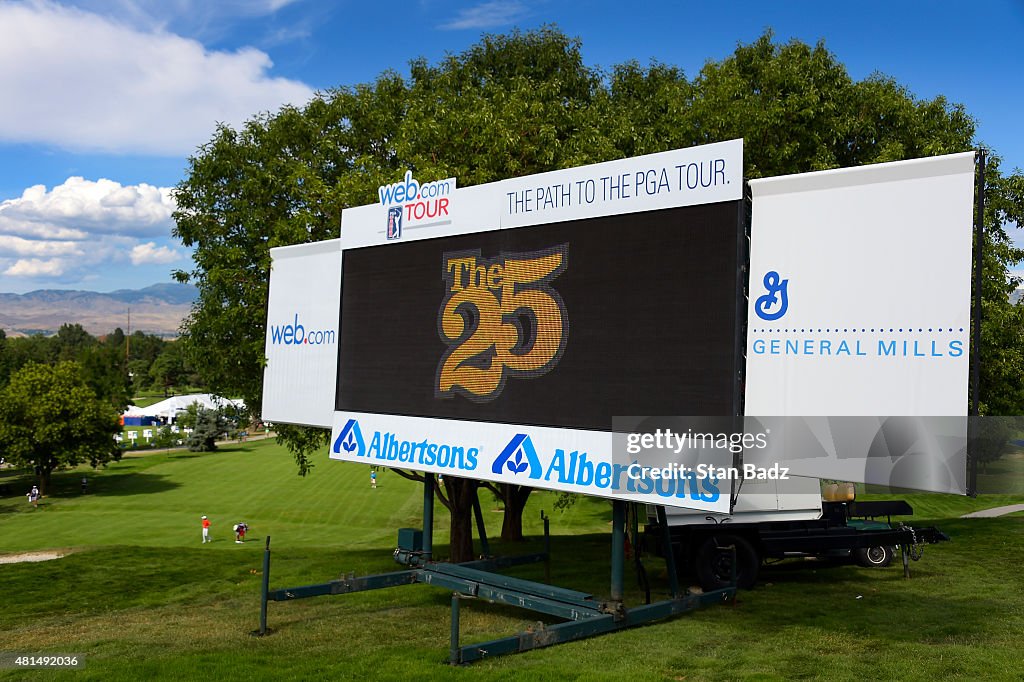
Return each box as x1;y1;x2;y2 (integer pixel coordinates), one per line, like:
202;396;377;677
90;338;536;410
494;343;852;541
855;545;896;568
694;534;759;591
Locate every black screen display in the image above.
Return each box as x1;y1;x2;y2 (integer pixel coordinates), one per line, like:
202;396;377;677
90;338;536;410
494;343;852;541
336;201;742;430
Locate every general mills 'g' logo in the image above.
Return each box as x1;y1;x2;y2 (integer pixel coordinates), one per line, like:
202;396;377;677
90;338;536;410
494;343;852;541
332;419;366;457
436;245;568;401
491;434;542;479
754;270;789;321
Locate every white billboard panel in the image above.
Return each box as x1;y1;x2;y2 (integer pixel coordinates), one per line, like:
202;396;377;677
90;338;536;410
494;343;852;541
744;152;976;493
262;239;341;428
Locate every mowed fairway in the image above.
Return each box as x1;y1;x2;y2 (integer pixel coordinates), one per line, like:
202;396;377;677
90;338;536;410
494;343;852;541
1;440;1023;681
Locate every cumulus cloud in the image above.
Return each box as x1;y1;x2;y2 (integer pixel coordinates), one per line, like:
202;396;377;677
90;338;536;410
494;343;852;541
0;1;316;155
130;241;181;265
439;0;529;30
4;258;67;278
0;176;182;287
0;177;175;237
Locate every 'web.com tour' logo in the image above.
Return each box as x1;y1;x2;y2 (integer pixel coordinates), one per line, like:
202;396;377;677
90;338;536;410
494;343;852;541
378;171;455;239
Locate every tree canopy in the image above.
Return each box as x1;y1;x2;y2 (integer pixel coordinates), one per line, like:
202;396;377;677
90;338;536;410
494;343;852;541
0;361;121;495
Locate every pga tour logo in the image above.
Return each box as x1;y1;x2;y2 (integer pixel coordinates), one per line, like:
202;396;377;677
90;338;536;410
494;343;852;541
386;207;402;240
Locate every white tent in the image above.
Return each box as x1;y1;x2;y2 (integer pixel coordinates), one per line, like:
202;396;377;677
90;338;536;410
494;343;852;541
124;394;245;423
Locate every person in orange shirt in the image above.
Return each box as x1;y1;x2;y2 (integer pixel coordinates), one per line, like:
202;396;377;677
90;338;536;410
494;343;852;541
202;515;211;543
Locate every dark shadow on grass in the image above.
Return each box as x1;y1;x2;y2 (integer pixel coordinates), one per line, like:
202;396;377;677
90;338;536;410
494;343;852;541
0;471;180;512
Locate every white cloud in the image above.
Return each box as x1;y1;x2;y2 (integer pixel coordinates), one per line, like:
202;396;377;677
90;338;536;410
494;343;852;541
439;0;528;30
0;176;182;286
0;1;316;155
0;235;83;258
4;258;67;277
130;241;180;265
0;177;175;237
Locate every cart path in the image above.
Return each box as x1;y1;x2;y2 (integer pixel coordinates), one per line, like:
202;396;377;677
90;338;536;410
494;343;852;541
960;504;1024;518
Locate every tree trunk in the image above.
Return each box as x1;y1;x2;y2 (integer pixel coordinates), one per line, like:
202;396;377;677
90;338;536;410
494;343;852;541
445;478;478;562
38;464;53;497
500;484;532;542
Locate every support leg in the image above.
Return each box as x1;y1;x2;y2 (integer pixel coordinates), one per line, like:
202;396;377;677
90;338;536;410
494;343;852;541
611;500;626;603
423;473;434;562
259;536;271;635
449;593;461;665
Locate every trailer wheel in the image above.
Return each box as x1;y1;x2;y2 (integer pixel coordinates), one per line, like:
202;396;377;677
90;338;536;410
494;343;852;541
695;534;759;590
855;545;896;568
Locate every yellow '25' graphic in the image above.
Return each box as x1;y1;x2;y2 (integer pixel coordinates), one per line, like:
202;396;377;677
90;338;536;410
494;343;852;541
437;245;568;401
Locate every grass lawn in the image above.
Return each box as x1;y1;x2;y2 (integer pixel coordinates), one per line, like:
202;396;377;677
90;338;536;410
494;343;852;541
0;440;1022;681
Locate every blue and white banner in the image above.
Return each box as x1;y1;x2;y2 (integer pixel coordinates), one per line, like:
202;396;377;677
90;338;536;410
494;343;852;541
330;412;732;512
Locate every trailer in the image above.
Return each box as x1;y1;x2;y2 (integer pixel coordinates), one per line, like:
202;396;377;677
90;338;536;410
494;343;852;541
645;476;950;590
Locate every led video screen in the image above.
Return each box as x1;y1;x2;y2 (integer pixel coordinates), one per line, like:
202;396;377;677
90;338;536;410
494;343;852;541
336;201;743;431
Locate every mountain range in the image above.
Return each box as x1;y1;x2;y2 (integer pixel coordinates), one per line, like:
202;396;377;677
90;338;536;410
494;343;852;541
0;283;197;338
2;284;1019;339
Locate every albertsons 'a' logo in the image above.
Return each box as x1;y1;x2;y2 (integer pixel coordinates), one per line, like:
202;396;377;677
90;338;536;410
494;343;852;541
333;419;365;457
491;434;542;480
754;270;789;321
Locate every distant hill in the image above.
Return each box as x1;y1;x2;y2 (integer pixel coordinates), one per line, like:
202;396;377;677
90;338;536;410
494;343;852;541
0;283;197;338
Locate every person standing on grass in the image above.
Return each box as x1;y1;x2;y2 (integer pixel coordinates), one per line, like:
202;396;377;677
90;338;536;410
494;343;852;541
202;515;211;543
370;469;377;489
27;485;39;507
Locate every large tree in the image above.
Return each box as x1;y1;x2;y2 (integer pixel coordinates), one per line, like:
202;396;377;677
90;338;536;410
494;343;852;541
173;28;1024;559
0;361;121;495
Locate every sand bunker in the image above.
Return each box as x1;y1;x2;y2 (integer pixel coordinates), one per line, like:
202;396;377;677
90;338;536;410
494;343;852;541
0;551;65;564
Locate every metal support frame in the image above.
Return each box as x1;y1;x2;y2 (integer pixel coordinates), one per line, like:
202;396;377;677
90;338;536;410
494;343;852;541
260;527;734;665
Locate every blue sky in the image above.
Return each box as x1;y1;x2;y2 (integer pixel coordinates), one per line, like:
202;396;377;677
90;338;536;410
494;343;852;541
1;0;1022;294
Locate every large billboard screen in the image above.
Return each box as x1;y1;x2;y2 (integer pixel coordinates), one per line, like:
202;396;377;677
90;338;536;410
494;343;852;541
328;140;745;511
336;201;742;431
